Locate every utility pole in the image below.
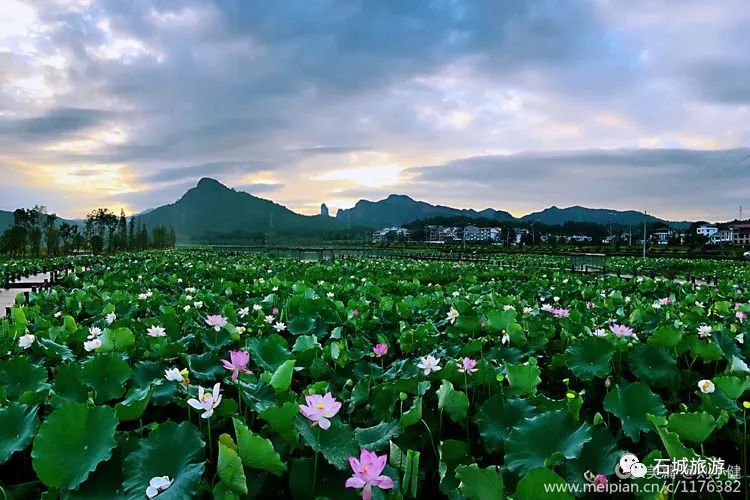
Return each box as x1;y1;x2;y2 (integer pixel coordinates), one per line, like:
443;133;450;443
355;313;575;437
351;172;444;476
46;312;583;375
628;225;632;246
642;211;647;258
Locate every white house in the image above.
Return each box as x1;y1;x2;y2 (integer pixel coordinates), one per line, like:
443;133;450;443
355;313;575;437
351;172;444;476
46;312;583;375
696;225;718;237
463;225;502;242
372;227;410;242
652;227;674;245
710;229;733;245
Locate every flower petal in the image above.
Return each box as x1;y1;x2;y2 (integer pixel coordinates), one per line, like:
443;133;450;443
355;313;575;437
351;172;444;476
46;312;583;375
345;476;366;489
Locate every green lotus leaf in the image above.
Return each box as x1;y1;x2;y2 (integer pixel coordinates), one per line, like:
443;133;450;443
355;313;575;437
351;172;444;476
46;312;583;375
98;327;135;352
122;421;206;500
0;357;48;402
31;402;118;490
246;334;293;371
0;403;39;464
647;325;682;348
115;385;153;422
296;417;357;471
565;337;614;380
37;337;76;361
438;440;471;493
270;359;295;393
667;412;716;444
505;362;542;396
233;417;286;476
627;344;677;387
603;382;666;442
218;441;248;495
354;420;402;452
455;464;504;500
647;414;698;460
475;395;535;453
437;380;469;422
288;315;316;335
505;410;592;475
515;467;571;500
80;353;131;402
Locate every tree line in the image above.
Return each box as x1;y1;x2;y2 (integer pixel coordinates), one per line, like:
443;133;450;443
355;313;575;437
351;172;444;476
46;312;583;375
0;206;176;257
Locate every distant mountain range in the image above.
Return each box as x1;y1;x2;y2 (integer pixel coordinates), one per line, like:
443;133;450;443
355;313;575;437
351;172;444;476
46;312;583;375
335;194;515;228
1;178;692;239
337;194;691;230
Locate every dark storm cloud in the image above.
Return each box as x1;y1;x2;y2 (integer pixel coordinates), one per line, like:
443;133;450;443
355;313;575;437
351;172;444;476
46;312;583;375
141;161;273;184
0;108;111;142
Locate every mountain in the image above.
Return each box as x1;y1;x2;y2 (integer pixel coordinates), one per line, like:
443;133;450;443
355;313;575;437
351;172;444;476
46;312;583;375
138;178;345;242
0;210;12;233
520;205;691;229
335;194;515;228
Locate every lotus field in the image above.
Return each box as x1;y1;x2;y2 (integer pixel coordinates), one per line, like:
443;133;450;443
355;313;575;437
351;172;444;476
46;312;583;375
1;250;749;499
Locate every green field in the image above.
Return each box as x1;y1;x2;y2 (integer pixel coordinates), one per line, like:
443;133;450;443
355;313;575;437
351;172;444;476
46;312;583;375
0;250;748;498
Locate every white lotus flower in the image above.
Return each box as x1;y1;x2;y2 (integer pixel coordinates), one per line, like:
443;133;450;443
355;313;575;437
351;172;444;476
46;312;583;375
273;321;286;332
194;301;203;309
736;333;744;345
164;368;184;383
146;475;173;499
697;379;715;394
106;312;116;325
187;383;222;419
446;308;459;324
272;286;279;292
523;307;533;314
84;338;102;352
18;333;35;349
697;325;712;339
592;328;607;337
326;292;335;298
88;326;103;339
264;315;274;324
54;311;62;318
253;304;262;311
452;291;460;297
501;331;510;345
183;305;191;312
503;304;514;311
238;307;249;318
185;295;193;301
417;355;442;375
541;303;554;312
147;326;167;337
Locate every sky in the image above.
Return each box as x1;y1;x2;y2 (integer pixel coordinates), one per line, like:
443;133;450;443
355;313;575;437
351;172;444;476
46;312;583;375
1;0;749;221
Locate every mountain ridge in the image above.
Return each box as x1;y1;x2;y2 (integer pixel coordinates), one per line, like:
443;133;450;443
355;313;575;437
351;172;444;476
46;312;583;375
1;179;694;237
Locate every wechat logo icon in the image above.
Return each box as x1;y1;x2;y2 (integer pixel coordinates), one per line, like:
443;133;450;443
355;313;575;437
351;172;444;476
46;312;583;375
615;453;647;479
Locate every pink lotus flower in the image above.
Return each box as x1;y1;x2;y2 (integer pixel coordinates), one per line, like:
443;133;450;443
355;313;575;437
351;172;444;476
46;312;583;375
552;308;569;318
593;474;608;490
299;392;342;430
272;307;279;315
345;449;394;500
586;301;594;309
658;297;672;305
205;315;228;331
737;311;747;322
457;357;478;375
352;309;359;317
610;323;634;337
221;350;253;381
372;343;388;357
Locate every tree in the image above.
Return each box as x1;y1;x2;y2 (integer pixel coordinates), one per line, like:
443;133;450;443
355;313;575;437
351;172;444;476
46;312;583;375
43;212;60;257
128;217;136;250
117;209;127;251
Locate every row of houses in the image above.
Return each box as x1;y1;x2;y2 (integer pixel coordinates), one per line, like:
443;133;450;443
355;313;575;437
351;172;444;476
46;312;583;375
696;224;750;245
425;225;505;243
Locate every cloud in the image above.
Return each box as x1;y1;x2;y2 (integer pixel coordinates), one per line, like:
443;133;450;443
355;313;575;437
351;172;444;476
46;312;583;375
0;0;749;220
141;160;273;184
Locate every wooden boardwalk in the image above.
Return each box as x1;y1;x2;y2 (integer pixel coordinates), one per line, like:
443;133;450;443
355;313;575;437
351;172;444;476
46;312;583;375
1;271;56;315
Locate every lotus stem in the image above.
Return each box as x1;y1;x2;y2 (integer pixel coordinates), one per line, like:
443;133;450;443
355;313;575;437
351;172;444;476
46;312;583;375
312;426;321;494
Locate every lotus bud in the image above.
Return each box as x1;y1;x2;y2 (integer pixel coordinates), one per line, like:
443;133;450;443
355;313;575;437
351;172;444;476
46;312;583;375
399;392;408;401
604;376;612;388
344;379;353;388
